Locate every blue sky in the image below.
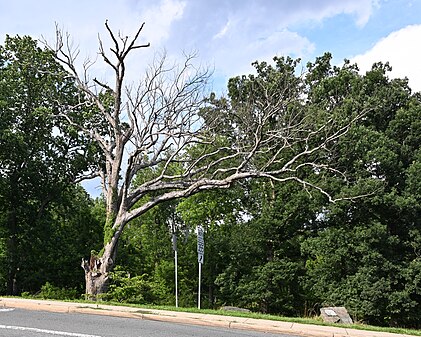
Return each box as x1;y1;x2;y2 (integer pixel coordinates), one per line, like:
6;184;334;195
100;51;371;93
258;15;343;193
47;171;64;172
1;0;421;91
1;0;420;196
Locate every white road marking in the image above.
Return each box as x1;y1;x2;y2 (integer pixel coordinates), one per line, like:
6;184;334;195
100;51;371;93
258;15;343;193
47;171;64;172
0;308;15;312
0;324;102;337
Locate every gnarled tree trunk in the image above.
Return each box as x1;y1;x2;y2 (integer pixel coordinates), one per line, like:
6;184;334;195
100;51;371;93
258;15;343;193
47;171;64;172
81;240;117;300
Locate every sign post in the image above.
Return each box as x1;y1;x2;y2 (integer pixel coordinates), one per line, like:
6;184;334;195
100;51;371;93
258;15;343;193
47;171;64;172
172;232;178;308
197;226;204;309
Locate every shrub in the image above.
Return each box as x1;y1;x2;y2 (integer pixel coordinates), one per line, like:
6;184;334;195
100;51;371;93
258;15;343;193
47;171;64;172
105;267;155;304
37;282;79;300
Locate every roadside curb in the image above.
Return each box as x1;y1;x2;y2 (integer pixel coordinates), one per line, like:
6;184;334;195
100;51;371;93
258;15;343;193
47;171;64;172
0;298;416;337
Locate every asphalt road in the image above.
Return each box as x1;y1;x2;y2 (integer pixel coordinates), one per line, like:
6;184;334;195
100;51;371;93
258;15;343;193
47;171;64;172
0;308;300;337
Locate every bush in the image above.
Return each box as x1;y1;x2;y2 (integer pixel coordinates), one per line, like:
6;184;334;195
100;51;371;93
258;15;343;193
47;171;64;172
37;282;80;300
105;267;156;304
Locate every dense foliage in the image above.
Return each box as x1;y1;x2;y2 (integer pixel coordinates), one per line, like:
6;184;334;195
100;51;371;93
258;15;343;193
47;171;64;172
0;35;103;295
0;34;420;328
108;54;421;328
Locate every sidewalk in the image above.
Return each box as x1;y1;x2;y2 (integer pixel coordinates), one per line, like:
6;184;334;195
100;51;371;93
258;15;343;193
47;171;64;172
0;297;417;337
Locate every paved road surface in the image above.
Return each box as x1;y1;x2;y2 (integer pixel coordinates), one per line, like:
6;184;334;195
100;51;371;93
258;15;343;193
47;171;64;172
0;308;300;337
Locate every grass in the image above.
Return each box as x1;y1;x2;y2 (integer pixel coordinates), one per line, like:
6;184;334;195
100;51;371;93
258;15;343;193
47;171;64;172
82;300;421;336
133;305;421;336
5;296;421;336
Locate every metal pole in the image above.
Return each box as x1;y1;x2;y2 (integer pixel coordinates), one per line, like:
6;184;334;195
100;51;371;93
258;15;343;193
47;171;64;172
172;231;178;308
175;249;178;308
198;262;201;309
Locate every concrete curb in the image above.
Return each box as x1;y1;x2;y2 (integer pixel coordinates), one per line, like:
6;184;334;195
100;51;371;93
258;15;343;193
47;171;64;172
0;298;416;337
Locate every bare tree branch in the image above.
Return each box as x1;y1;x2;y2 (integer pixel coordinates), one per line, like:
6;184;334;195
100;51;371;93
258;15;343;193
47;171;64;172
45;21;368;297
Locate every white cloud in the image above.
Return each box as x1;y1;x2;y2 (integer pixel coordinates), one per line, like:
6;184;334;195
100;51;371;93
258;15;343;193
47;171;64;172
213;20;232;40
352;24;421;92
250;29;315;57
212;28;315;79
0;0;378;84
242;0;378;29
320;0;378;27
142;0;186;45
0;0;186;57
160;0;378;83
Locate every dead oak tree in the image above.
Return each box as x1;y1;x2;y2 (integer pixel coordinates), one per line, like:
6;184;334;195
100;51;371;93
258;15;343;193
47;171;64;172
48;21;368;298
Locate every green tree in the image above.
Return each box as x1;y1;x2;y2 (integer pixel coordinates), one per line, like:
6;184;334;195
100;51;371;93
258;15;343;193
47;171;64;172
177;187;246;308
209;180;320;315
107;199;198;306
301;60;421;327
16;186;103;294
0;35;98;294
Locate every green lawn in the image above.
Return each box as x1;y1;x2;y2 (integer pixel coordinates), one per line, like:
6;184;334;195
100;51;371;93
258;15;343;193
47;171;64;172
82;300;421;336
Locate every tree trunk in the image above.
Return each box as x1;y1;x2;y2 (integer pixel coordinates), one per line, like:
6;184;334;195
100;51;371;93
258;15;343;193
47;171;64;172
81;243;116;300
81;199;125;299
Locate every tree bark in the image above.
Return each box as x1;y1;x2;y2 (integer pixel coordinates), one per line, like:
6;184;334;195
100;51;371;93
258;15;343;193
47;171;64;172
81;243;116;300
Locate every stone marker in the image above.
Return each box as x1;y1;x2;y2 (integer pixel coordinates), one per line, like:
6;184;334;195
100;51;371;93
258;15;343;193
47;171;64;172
320;307;353;324
220;306;251;313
